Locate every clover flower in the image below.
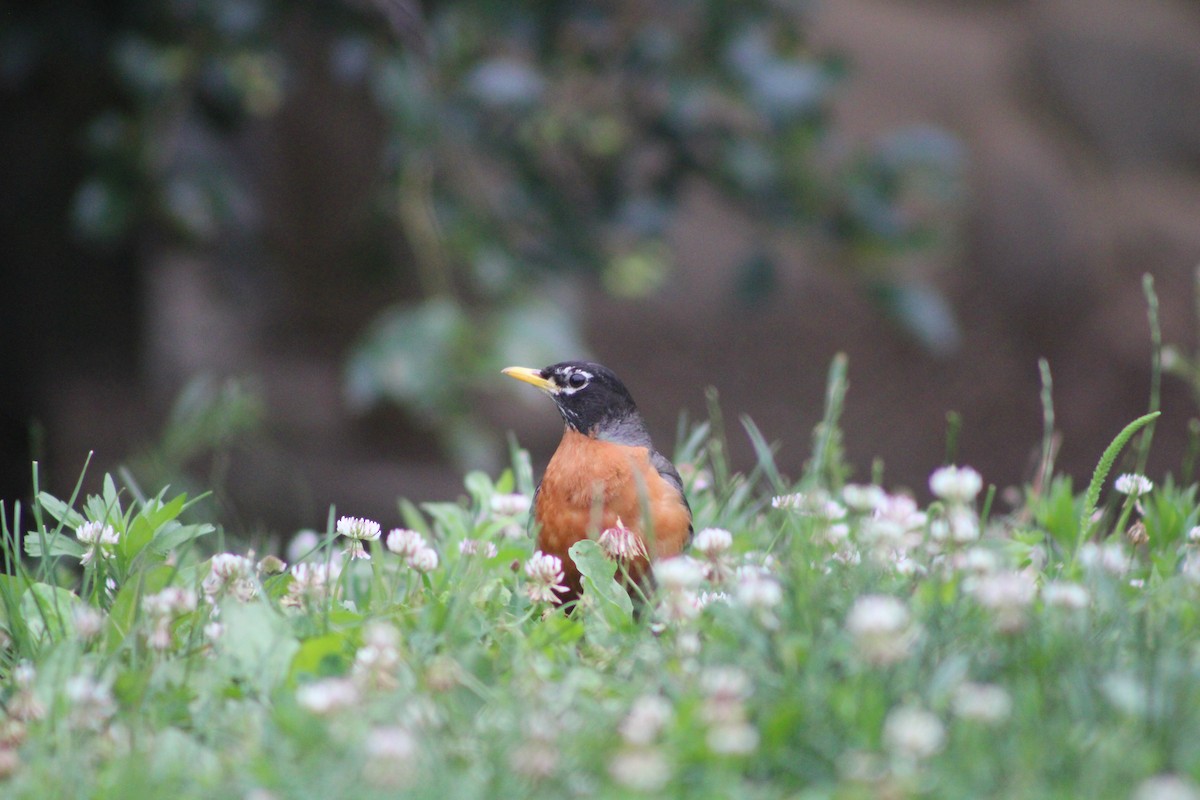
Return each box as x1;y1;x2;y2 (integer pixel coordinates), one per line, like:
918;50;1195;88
353;621;402;690
735;566;782;610
285;561;342;607
883;705;945;760
297;677;359;715
72;605;105;642
524;551;568;604
700;667;758;755
598;518;648;563
337;516;381;560
1133;775;1200;800
202;553;257;602
1114;473;1154;497
967;570;1037;632
490;492;532;517
65;673;115;731
386;528;428;558
951;682;1012;725
458;539;498;559
842;483;888;513
76;521;120;566
929;465;984;504
142;587;198;651
408;546;440;573
846;595;916;666
618;695;673;746
609;747;672;792
1042;581;1090;611
364;725;419;788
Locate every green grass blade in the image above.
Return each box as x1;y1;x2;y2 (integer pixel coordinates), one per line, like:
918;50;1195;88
1076;411;1161;551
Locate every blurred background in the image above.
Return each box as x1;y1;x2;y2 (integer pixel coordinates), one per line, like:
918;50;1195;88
3;0;1200;542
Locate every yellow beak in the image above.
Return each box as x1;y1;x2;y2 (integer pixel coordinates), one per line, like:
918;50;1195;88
502;366;557;393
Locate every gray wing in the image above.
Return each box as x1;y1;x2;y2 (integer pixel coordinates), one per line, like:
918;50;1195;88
650;449;693;542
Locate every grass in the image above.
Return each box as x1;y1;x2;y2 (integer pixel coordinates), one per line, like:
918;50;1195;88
2;356;1200;799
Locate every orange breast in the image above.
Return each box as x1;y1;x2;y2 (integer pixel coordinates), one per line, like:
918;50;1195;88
535;428;692;604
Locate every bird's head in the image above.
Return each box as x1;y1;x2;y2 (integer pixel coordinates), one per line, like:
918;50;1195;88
503;361;647;441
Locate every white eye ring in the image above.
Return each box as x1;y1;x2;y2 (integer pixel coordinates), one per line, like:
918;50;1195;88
566;372;587;389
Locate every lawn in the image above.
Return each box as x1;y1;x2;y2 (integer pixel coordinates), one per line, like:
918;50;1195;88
1;355;1198;799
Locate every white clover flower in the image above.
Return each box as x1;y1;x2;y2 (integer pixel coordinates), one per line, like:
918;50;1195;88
142;586;198;618
659;589;703;623
883;706;945;760
286;529;322;563
1042;581;1090;611
353;621;402;690
609;747;672;792
1078;541;1131;575
364;725;419;788
1182;551;1200;583
846;595;915;666
65;674;115;731
1189;526;1200;543
0;749;19;780
72;605;105;642
1134;774;1200;800
1114;473;1154;497
696;590;731;609
929;465;984;504
859;517;907;549
706;722;760;755
285;561;342;607
202;553;257;601
524;551;568;604
490;493;532;517
337;516;381;560
407;546;440;573
735;567;782;609
75;521;120;566
458;539;498;559
876;493;927;530
771;490;847;520
967;570;1037;632
946;506;980;543
701;667;751;707
842;484;888;513
204;621;224;642
385;528;428;558
8;662;45;722
694;527;733;558
951;682;1012;725
654;556;705;592
510;741;558;780
699;667;758;755
619;695;673;746
598;519;648;563
822;523;851;546
296;677;359;715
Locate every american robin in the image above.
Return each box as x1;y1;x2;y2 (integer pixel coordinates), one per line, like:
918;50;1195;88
503;361;693;606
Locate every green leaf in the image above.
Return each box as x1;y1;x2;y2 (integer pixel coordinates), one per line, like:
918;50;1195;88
464;470;493;509
104;564;176;655
421;502;470;540
21;582;81;643
217;601;301;697
23;530;85;559
35;491;85;529
148;522;216;555
570;539;633;620
288;633;354;686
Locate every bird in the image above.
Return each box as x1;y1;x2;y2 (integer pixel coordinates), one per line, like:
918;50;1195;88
502;360;693;607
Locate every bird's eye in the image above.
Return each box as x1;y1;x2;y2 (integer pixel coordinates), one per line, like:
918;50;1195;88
566;372;587;389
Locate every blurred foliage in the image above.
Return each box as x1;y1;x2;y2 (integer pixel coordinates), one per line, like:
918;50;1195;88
5;0;967;467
